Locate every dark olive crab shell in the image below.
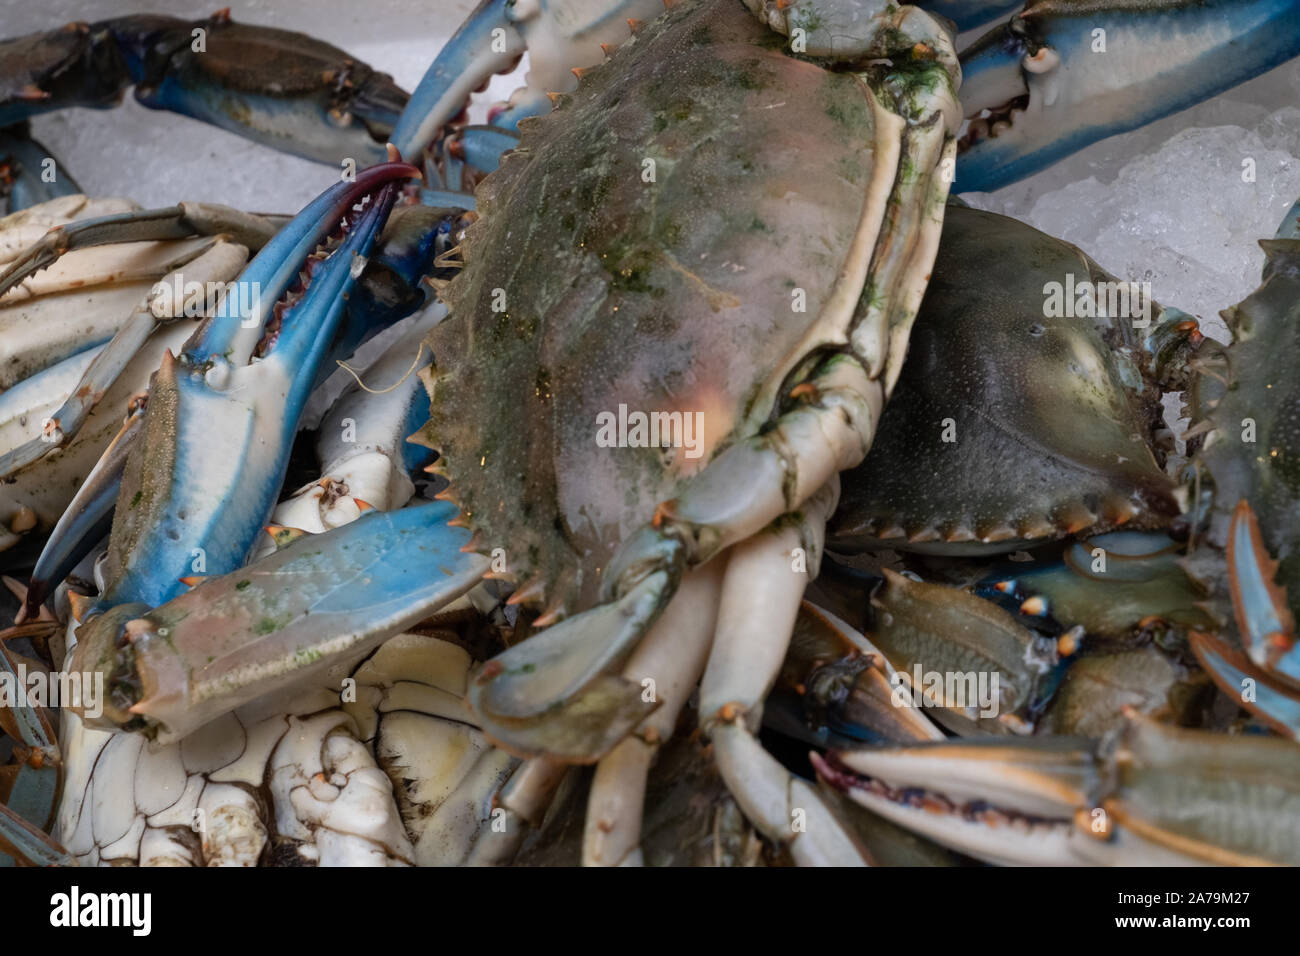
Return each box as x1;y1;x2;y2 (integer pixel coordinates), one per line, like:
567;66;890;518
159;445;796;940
828;204;1186;554
420;0;899;615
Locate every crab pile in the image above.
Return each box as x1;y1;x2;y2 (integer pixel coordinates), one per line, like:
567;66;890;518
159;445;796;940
0;0;1299;867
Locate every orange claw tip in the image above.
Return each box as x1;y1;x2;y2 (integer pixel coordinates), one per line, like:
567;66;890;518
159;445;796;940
67;591;94;623
651;499;679;530
571;67;589;79
1056;626;1084;657
352;498;374;512
788;382;820;402
264;525;309;549
599;42;617;57
476;660;504;683
626;18;644;31
993;580;1015;593
385;143;402;163
532;606;564;628
1267;630;1297;669
177;576;206;588
1019;595;1048;616
545;91;563;105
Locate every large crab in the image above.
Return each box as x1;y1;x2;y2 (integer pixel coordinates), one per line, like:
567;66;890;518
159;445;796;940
3;0;960;867
0;0;1298;869
797;199;1300;866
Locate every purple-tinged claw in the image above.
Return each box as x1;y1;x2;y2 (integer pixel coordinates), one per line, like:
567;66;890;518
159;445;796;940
98;165;416;611
186;161;418;365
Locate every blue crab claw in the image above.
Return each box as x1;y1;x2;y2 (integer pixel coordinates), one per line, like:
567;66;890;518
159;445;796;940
817;709;1300;865
1226;499;1299;682
66;500;485;743
466;581;667;763
466;531;682;762
391;0;526;160
1190;631;1300;739
98;161;417;611
106;13;408;166
1186;498;1300;735
0;639;70;866
0;14;409;167
956;0;1300;191
0;123;80;211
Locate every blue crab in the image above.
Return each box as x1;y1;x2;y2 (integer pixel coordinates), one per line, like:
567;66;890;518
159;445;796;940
1;0;965;867
801;198;1300;866
3;0;1298;208
1;0;1299;869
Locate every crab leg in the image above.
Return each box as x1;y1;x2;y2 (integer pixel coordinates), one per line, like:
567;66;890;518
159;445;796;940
0;316;191;556
1225;499;1298;680
18;404;143;622
582;559;727;866
699;479;870;865
0;237;250;480
0;201;278;299
0;639;71;866
956;0;1300;191
433;126;520;194
770;602;946;748
391;0;527;159
462;756;568;865
1190;631;1300;739
264;302;444;542
469;354;881;752
1184;499;1300;736
1;14;408;167
819;711;1300;865
67;500;486;743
